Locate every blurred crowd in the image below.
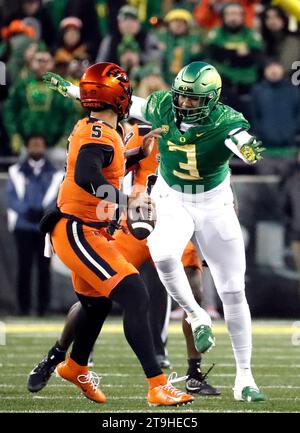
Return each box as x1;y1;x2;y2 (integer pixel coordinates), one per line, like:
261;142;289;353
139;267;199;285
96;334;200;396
0;0;299;172
0;0;300;315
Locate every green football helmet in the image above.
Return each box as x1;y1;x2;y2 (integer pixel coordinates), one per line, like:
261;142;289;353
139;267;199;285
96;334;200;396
172;61;222;123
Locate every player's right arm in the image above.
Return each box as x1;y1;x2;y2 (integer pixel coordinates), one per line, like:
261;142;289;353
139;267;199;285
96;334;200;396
225;128;265;164
43;72;148;122
74;140;151;211
43;72;81;100
74;143;124;202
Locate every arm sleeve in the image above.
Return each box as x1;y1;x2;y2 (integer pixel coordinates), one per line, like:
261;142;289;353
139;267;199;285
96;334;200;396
74;144;128;205
224;128;253;164
125;147;146;172
67;82;81;100
129;96;147;122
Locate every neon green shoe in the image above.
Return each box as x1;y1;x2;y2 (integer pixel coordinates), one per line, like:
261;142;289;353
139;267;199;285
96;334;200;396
234;386;267;402
193;325;215;353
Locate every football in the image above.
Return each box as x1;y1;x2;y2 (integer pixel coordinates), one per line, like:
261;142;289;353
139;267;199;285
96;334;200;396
127;202;156;240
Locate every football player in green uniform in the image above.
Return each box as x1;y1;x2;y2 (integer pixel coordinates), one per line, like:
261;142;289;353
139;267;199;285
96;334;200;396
42;62;266;402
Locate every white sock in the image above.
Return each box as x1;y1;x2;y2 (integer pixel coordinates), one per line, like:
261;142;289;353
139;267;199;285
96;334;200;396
155;259;211;328
223;299;252;372
235;367;257;389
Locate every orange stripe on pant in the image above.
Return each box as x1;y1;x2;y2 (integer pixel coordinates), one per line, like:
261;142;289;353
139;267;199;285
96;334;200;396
51;218;138;298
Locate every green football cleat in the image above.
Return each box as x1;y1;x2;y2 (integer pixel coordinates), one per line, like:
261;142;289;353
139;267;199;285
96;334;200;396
193;325;215;353
235;386;267;402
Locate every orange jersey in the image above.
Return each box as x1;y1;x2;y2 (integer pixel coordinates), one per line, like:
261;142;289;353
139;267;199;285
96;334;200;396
119;122;202;271
125;123;159;194
135;141;159;192
52;117;136;298
57;117;125;222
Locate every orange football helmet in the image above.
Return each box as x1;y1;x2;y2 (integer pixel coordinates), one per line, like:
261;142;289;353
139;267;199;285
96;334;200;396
80;62;132;119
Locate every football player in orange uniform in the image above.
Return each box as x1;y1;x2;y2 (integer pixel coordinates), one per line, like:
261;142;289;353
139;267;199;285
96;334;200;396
28;62;193;407
28;119;219;397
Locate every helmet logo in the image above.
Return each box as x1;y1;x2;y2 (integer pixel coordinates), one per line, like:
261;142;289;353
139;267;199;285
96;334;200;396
107;66;129;83
179;85;193;92
80;63;131;119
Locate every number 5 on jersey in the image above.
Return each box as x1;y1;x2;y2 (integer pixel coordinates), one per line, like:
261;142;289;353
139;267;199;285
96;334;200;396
91;124;102;138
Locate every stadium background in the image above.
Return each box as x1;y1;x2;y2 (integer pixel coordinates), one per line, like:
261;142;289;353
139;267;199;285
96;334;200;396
0;0;300;416
0;0;299;317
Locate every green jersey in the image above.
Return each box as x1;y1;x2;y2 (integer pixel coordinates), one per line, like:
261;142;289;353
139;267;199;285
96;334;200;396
142;91;250;192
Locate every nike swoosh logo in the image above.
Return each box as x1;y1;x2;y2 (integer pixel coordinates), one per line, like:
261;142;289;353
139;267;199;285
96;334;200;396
165;395;182;402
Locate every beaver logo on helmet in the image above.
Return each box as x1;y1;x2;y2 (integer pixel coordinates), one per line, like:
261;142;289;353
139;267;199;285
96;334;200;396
80;62;132;119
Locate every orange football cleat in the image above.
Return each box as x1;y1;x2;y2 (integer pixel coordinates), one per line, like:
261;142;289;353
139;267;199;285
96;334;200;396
55;357;106;404
147;373;194;406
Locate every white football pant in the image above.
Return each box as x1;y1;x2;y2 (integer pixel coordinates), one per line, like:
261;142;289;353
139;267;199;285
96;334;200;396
148;173;253;376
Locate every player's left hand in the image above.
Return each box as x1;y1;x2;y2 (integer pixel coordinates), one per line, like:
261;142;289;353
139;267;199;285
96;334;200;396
240;137;266;164
141;128;163;157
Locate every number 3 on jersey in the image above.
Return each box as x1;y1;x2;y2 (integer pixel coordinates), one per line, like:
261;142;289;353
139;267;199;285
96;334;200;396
167;141;203;180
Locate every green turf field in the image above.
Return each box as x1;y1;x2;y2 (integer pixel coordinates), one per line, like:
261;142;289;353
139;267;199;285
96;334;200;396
0;318;300;413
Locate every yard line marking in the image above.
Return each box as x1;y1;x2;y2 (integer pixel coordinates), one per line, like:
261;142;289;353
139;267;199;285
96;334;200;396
1;373;300;378
3;323;297;335
3;360;300;369
1;396;300;403
1;384;300;389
